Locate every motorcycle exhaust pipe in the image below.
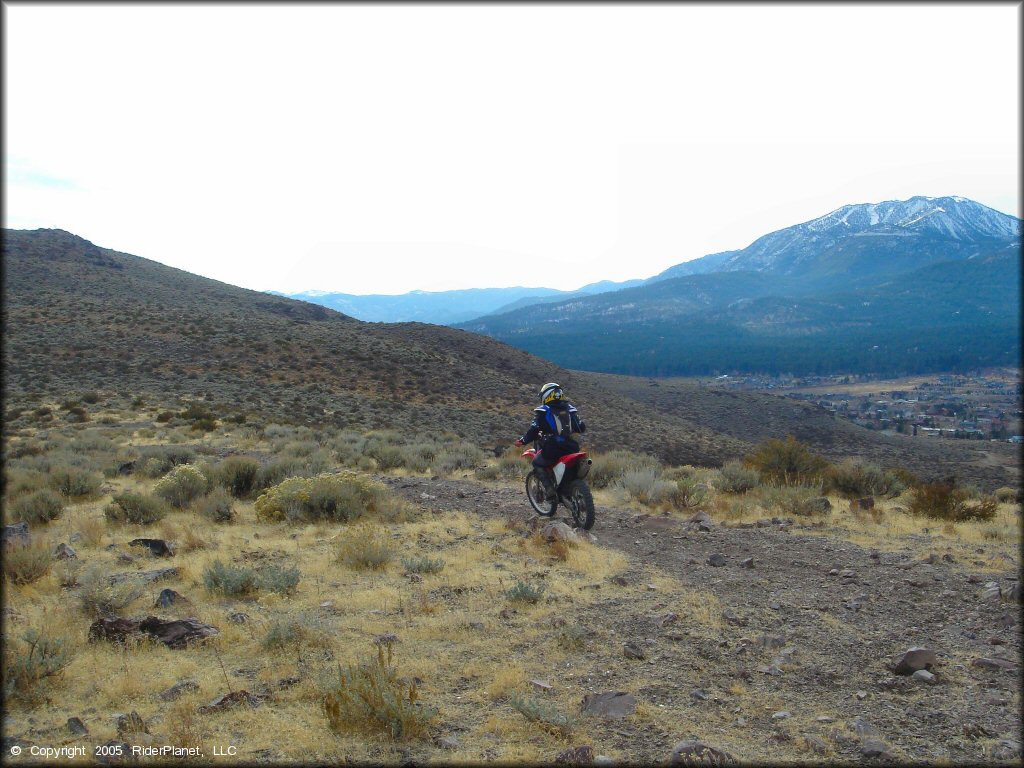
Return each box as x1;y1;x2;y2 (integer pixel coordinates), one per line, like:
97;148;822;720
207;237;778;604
577;458;592;480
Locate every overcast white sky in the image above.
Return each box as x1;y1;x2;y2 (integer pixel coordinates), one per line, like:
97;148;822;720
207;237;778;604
4;3;1020;295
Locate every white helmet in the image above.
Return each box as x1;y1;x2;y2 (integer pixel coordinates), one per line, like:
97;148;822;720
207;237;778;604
540;382;563;404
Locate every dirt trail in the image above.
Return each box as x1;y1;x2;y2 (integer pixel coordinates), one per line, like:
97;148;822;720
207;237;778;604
381;474;1022;764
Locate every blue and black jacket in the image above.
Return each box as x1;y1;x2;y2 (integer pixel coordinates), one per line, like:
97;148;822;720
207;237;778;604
520;401;586;448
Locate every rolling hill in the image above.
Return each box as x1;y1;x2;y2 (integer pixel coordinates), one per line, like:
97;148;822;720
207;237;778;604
459;196;1022;376
2;227;1018;489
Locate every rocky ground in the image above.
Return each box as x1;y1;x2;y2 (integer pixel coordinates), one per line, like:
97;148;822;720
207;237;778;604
381;474;1023;765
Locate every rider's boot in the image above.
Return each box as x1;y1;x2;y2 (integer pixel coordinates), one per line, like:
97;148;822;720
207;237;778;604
541;469;557;502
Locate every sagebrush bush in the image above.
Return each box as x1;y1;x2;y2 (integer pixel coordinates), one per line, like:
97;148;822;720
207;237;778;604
198;487;236;523
3;628;74;704
616;468;679;506
136;445;197;477
153;464;210;508
3;468;49;500
262;614;329;651
216;456;261;498
994;486;1022;504
203;560;300;596
337;525;395;570
506;581;546;603
367;443;405;471
254;472;410;523
104;492;170;524
3;539;53;584
906;482;996;522
508;693;574;738
47;466;102;498
400;556;445;574
716;461;760;494
758;485;828;517
323;642;436;740
77;564;144;617
745;436;830;486
825;459;905;498
589;450;661;489
431;444;488;476
11;489;65;524
203;560;260;597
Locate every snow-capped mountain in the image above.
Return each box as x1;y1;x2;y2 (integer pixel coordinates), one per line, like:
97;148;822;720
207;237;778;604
708;196;1020;277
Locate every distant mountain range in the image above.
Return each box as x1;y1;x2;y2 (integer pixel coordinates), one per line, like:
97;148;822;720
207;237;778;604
6;226;1019;489
273;277;645;325
457;196;1021;377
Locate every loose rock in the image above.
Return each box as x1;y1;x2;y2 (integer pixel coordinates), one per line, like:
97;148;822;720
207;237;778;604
669;739;737;766
555;745;595;765
67;717;89;736
894;647;936;675
199;690;259;713
129;538;175;557
708;554;726;567
54;543;77;560
581;692;636;719
158;679;200;702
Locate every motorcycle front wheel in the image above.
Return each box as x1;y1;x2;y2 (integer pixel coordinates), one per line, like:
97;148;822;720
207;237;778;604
525;470;557;517
566;480;595;530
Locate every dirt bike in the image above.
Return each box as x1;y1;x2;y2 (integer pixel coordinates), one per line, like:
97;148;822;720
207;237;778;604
519;444;595;530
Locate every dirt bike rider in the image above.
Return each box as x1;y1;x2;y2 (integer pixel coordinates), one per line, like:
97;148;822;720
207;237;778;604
515;382;586;501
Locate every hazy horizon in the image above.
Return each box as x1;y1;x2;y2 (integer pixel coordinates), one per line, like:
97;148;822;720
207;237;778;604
5;4;1019;296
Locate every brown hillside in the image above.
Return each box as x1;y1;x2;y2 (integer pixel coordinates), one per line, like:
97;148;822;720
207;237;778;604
2;228;1017;489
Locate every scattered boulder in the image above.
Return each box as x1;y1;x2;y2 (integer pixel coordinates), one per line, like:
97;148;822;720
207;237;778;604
158;679;200;702
54;543;77;560
89;616;218;648
541;522;581;544
669;739;737;766
555;745;595;765
116;712;148;737
139;617;219;648
89;617;141;644
911;670;936;684
199;690;259;713
129;538;175;557
971;657;1017;672
67;717;89;736
708;554;726;567
623;643;646;660
155;589;191;609
227;611;251;624
108;567;180;585
2;522;30;547
581;692;636;719
117;461;136;475
810;497;832;514
740;558;754;569
801;735;828;755
434;735;460;750
860;740;895;759
530;679;553;692
894;647;936;675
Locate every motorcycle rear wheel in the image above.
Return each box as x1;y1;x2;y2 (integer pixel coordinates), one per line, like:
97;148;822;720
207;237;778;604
566;480;595;530
525;470;557;517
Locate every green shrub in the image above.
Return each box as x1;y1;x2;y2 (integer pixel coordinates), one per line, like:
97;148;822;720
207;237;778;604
258;564;302;594
198;487;236;523
104;492;170;524
745;436;829;487
203;560;260;597
717;461;760;494
64;406;89;423
825;459;905;498
398;443;438;474
153;464;210;508
589;451;661;489
47;466;102;498
337;525;395;570
505;581;546;603
508;693;574;738
368;444;405;471
216;456;261;498
994;486;1022;504
674;475;709;508
3;539;53;585
254;472;410;524
3;468;49;500
758;485;828;517
431;444;487;476
77;564;144;617
81;391;100;404
616;468;679;506
400;556;445;575
323;642;437;740
202;560;300;596
11;489;65;524
136;445;197;477
906;482;996;522
261;613;328;651
3;628;73;704
156;411;175;423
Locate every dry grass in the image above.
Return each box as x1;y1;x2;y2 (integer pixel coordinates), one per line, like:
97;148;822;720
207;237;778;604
2;402;1019;764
